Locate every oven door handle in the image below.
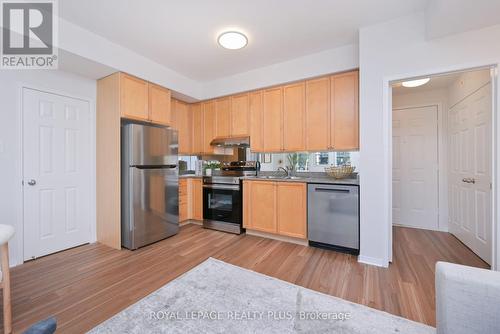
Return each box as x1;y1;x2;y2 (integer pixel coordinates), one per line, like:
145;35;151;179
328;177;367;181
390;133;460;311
203;184;240;191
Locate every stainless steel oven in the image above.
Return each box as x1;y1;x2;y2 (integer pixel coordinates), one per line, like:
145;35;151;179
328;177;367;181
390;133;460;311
202;176;243;234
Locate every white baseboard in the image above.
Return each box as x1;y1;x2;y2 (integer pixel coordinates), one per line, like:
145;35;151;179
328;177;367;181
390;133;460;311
358;255;388;268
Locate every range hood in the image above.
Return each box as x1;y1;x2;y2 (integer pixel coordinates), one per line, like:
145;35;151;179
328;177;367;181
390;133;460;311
210;136;250;147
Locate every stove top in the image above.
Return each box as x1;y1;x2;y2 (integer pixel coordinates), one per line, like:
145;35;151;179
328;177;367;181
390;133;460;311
203;161;258;184
221;161;259;171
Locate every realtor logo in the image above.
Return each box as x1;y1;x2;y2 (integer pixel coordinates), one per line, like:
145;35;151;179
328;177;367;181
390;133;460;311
1;0;58;69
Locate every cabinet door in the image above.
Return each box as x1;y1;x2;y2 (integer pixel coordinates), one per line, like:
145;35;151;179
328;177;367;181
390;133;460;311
202;101;216;154
246;181;277;233
306;77;330;151
179;179;189;222
249;91;264;152
231;93;249;137
120;73;149;121
149;83;171;125
283;82;306;151
331;71;359;150
243;181;251;228
190;179;203;220
277;182;307;239
263;87;283;152
191;103;203;155
174;100;192;155
215;97;231;138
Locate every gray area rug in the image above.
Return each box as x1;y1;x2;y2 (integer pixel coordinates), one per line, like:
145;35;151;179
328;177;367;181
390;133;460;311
89;258;435;333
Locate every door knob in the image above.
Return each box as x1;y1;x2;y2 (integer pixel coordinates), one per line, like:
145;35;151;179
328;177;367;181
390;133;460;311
27;179;36;186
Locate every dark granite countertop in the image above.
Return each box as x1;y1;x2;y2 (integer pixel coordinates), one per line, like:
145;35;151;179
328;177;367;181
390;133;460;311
179;174;203;179
241;175;359;186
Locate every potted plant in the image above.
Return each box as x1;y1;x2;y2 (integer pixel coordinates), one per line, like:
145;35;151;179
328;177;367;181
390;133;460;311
204;161;221;176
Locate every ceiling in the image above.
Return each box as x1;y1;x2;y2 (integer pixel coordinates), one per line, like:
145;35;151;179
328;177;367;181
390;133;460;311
392;74;461;95
59;0;428;82
426;0;500;39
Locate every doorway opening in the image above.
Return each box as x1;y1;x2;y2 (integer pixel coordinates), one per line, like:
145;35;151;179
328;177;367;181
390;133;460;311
390;67;494;268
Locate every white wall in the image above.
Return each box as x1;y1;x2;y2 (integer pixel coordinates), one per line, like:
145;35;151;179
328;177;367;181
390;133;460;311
202;44;359;99
448;69;491;107
358;12;500;267
0;70;97;267
392;88;450;232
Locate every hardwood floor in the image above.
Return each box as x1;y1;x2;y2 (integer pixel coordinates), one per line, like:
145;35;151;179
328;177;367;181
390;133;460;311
3;224;488;333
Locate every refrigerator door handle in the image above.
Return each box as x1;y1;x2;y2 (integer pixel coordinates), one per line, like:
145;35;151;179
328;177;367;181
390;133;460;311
133;164;178;169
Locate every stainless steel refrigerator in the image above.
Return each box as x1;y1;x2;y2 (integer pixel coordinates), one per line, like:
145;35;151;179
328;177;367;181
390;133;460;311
121;123;179;250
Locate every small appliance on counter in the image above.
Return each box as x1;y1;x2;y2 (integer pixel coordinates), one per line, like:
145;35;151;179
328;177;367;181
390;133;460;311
307;183;359;255
121;123;179;250
202;161;259;234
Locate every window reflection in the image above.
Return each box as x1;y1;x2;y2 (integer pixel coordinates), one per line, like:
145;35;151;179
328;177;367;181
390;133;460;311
257;152;359;173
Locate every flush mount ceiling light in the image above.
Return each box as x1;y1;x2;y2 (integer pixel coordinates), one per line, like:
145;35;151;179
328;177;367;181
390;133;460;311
401;78;430;88
217;31;248;50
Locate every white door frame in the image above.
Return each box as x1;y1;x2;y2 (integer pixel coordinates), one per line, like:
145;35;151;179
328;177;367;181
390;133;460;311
392;102;448;232
383;62;499;270
18;84;96;263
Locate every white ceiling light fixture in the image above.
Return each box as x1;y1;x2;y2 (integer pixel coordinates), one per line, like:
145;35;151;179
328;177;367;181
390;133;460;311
217;31;248;50
401;78;430;88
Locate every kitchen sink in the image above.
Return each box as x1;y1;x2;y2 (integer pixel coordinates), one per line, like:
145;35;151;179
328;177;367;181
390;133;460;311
257;176;304;180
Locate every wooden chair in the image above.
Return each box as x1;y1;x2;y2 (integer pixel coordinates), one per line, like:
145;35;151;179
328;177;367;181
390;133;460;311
0;225;14;334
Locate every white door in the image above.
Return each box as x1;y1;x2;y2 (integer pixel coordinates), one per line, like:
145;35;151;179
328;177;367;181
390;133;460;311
392;106;438;230
449;83;492;264
23;88;91;260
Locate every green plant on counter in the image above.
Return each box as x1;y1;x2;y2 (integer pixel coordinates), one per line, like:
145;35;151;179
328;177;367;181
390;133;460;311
204;161;222;170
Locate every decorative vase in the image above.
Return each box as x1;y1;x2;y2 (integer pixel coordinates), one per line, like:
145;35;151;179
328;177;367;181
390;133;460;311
205;169;212;176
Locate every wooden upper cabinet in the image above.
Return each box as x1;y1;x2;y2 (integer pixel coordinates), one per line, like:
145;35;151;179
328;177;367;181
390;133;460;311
148;83;172;126
306;77;330;151
215;97;231;138
231;93;249;137
174;99;192;154
283;82;306;151
202;101;216;154
263;87;283;152
276;182;307;239
249;91;264;152
244;181;277;233
331;70;359;150
191;103;203;155
120;73;149;121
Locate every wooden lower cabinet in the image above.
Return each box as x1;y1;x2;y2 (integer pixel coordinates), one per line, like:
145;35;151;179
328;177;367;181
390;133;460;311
277;183;307;238
243;181;277;233
190;178;203;220
179;178;203;222
243;180;307;239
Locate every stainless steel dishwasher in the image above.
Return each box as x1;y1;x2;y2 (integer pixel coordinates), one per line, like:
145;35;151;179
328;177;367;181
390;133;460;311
308;184;359;254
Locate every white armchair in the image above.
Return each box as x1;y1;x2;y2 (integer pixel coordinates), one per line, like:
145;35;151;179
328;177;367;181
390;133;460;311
436;261;500;334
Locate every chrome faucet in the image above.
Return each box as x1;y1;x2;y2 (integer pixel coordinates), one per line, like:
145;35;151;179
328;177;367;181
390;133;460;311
277;167;289;177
